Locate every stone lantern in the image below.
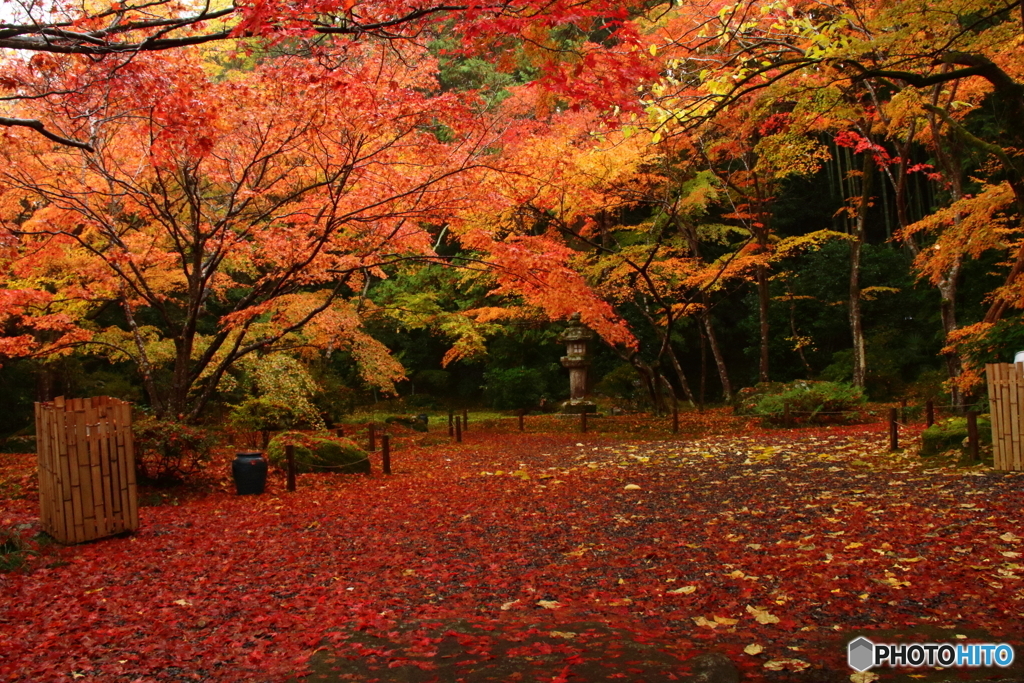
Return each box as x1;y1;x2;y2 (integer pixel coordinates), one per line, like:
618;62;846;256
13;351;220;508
557;313;597;414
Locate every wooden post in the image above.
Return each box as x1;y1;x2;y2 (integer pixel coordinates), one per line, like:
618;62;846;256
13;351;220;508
783;402;791;428
967;411;980;461
286;444;296;492
448;409;454;437
368;423;376;452
382;435;392;475
455;416;462;443
580;411;588;434
889;408;899;451
336;426;345;438
926;400;934;428
517;409;525;432
462;409;469;431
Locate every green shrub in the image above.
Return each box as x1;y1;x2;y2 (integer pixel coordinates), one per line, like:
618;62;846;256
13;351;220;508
921;416;992;457
229;397;312;432
133;417;215;484
483;367;548;410
0;435;36;454
746;381;866;425
595;364;647;405
267;432;370;474
732;383;788;416
0;529;32;572
403;394;440;410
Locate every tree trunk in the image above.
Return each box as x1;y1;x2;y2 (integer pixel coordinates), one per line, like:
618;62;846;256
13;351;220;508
664;344;697;408
849;150;874;389
756;262;771;383
702;310;733;401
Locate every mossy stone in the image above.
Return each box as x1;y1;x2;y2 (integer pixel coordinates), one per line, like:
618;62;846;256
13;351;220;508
920;416;991;457
267;432;370;474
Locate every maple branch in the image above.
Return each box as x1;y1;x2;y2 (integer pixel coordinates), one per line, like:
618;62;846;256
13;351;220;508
0;116;94;151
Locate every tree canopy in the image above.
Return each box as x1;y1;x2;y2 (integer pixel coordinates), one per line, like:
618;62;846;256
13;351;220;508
3;0;1024;424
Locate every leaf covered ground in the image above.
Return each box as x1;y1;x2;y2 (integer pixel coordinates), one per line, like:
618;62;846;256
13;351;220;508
2;411;1023;682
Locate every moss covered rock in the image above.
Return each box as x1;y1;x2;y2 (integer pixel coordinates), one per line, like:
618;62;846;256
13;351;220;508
384;415;428;432
920;416;991;457
267;432;370;474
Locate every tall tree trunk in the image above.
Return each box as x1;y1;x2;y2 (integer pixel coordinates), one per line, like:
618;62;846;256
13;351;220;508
756;262;771;383
674;210;734;400
849;149;874;389
701;311;732;401
638;305;696;407
664;344;697;408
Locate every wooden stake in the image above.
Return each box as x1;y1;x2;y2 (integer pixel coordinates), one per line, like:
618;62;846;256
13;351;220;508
455;417;462;443
382;435;391;475
925;400;934;428
286;444;296;492
889;408;899;451
967;411;980;461
462;409;469;431
517;409;525;432
336;426;345;438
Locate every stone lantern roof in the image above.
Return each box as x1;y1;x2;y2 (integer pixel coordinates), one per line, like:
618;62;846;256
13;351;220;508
556;312;595;345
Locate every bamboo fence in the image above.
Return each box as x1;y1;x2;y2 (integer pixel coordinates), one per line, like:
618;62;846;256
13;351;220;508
35;396;139;544
985;363;1024;471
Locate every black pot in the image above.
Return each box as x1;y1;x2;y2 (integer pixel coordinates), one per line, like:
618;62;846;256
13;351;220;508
232;451;267;495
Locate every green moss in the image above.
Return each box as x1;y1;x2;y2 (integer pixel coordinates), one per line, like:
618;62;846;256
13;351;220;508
921;416;991;457
737;381;866;425
267;432;370;474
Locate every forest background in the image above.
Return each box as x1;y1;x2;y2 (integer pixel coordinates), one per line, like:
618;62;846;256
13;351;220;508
2;0;1024;444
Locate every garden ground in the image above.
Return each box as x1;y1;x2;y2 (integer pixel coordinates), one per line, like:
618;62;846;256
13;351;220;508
1;410;1023;682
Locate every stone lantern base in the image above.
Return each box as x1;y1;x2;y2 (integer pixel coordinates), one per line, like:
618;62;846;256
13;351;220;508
560;399;598;414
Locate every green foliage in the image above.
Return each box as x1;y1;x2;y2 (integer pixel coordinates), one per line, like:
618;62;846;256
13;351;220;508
229;397;308;432
0;528;32;572
266;432;369;474
0;435;36;454
133;417;215;485
732;382;788;416
921;416;992;457
228;354;327;430
740;381;866;425
595;363;647;406
482;367;549;410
